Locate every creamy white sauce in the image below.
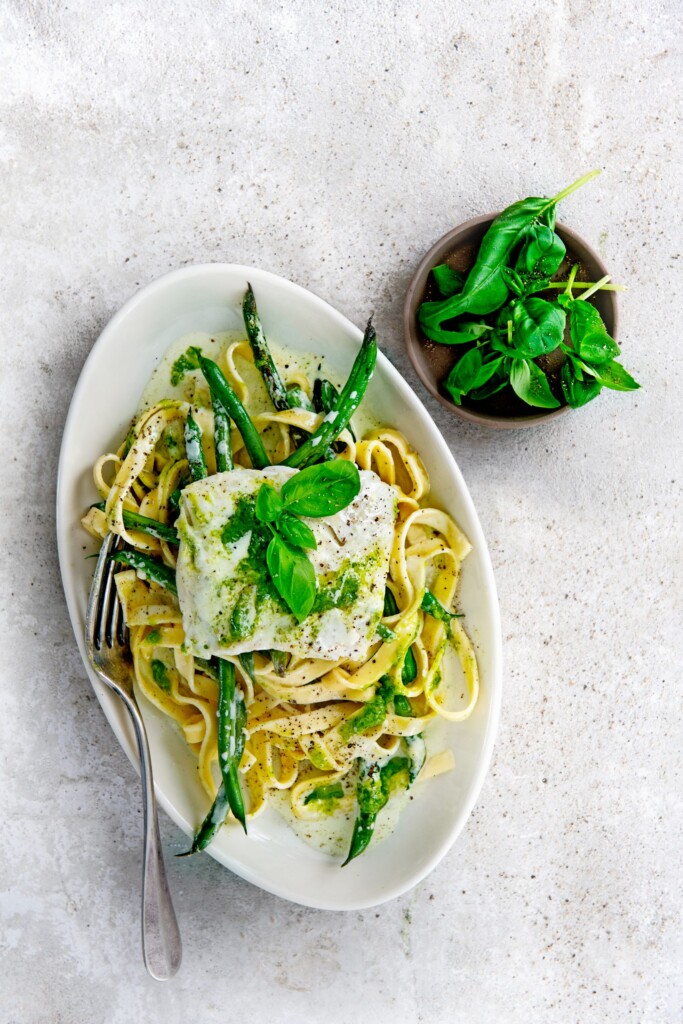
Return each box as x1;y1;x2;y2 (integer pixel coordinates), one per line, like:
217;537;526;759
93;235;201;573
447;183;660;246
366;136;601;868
138;330;380;437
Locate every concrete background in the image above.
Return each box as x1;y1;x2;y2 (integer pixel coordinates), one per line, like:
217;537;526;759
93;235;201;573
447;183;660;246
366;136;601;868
1;1;681;1021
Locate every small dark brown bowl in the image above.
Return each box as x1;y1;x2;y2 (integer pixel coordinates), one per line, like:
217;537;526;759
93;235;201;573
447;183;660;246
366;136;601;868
404;215;619;429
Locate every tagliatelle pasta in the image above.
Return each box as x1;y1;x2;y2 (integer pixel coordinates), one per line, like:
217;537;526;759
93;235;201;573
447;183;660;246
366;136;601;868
82;331;480;858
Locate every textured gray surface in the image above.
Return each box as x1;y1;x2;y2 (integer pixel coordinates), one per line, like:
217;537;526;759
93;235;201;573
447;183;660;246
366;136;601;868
1;1;681;1021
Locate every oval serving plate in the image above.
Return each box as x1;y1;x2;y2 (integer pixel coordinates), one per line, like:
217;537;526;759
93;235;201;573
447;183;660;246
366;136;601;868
57;264;502;911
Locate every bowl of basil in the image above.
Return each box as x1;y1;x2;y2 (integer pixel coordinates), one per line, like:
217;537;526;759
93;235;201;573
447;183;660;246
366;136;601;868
404;171;640;428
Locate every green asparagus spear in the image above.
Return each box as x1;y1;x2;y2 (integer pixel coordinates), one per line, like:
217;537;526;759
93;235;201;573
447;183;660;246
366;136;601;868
184;413;208;481
216;659;247;833
176;783;231;856
343;749;422;866
213;400;233;473
342;762;388;866
281;319;377;470
199;356;271;470
313;378;356;441
243;284;310;448
243;283;290;411
91;504;178;544
111;550;177;595
179;661;248;855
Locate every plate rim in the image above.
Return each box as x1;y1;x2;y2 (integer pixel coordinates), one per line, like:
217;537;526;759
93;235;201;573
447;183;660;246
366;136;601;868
56;262;503;910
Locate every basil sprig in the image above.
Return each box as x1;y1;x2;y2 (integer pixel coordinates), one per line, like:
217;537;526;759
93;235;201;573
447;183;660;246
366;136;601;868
417;171;640;412
255;461;361;623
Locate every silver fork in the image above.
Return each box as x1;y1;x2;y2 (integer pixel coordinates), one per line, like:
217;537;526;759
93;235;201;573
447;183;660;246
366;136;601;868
85;533;182;980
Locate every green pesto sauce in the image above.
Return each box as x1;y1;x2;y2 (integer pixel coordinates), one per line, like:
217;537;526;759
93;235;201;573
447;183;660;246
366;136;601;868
214;497;386;643
151;658;172;692
145;629;162;645
340;679;393;742
220;494;259;545
170;345;202;386
313;566;359;613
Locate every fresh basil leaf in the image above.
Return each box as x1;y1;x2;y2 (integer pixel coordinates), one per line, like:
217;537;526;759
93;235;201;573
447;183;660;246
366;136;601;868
420;319;491;345
255;483;284;523
280;460;361;517
566;299;621;365
509;358;560;409
444;347;482;404
431;265;464;297
277;513;317;550
418;194;556;328
500;266;526;297
266;533;317;623
560;361;603;408
594;360;641;392
512;297;566;357
469;372;508;401
418;173;599;332
516;223;566;278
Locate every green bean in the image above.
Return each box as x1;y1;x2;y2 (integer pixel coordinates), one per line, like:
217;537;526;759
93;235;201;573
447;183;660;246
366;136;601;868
111;550;177;595
243;283;291;411
216;658;247;833
213;401;233;473
281;319;377;469
92;503;178;544
199;356;271;470
184;413;208;481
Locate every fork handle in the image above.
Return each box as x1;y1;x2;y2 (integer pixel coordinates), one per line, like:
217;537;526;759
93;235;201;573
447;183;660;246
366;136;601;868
122;693;182;980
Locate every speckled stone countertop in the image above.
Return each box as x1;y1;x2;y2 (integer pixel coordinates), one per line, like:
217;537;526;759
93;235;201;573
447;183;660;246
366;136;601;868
1;2;681;1022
